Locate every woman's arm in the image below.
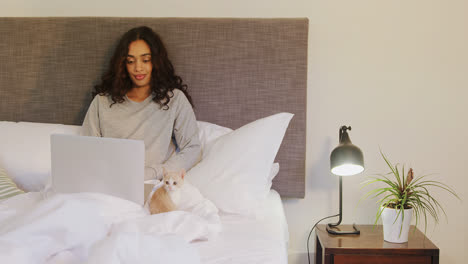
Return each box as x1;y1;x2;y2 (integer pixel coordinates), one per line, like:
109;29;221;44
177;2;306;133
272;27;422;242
147;91;201;179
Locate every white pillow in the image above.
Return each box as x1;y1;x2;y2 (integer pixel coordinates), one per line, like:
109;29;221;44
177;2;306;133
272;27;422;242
269;163;280;182
188;113;293;216
196;121;233;156
0;122;81;191
196;121;280;182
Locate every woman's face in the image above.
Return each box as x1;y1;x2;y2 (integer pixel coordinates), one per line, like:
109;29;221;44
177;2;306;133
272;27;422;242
126;40;153;90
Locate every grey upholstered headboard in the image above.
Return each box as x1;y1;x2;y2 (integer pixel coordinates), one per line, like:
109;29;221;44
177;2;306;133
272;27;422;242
0;17;308;198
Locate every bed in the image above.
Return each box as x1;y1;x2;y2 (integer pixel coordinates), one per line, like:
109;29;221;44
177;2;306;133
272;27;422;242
0;17;308;264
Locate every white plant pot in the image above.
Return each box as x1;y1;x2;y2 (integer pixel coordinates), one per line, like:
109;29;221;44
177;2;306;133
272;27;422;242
381;206;413;243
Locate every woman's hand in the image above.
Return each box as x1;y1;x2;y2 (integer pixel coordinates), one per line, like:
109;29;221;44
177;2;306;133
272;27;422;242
145;166;164;180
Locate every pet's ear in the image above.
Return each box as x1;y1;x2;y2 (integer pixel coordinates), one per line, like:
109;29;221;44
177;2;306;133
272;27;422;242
162;167;168;176
180;169;186;179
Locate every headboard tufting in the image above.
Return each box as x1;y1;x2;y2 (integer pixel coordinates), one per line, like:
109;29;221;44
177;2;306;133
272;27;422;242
0;17;308;198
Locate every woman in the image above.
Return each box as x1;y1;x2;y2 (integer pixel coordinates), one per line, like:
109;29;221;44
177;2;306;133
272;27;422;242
82;26;201;180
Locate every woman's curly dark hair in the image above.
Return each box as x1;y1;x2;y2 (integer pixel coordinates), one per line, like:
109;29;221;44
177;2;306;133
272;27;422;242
93;26;193;109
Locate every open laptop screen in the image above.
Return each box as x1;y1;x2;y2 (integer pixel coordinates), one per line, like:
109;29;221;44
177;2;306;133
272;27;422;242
51;134;144;205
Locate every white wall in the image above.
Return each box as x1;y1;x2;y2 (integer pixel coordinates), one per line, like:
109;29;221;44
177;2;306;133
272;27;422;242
2;1;467;263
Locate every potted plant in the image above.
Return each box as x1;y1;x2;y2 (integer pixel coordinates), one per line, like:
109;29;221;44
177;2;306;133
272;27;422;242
361;151;459;243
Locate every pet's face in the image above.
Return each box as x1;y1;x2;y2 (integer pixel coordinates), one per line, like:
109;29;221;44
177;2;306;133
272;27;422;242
162;170;185;191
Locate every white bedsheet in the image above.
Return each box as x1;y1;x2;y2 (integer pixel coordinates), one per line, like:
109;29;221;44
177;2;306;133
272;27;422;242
0;189;287;264
194;190;289;264
0;184;220;264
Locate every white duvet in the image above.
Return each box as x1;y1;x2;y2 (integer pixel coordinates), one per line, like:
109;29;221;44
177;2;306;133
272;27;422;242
0;182;221;264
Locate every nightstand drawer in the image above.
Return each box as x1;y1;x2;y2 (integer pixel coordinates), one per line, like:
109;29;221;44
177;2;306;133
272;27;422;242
334;255;432;264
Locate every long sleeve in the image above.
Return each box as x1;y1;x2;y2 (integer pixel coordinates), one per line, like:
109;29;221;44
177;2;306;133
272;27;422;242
148;92;201;179
81;96;102;137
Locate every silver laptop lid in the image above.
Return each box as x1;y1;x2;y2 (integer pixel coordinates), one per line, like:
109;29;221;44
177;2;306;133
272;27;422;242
51;134;145;205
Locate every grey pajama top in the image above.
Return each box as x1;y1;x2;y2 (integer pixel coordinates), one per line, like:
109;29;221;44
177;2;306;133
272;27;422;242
81;89;201;180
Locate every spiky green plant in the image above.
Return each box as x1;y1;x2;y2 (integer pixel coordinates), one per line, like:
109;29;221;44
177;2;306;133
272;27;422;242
361;151;460;234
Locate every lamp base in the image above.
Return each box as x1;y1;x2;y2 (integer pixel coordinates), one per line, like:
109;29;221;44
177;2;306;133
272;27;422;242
326;223;361;235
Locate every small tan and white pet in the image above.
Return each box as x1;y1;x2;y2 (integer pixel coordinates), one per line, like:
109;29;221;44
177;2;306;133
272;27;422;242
148;168;185;214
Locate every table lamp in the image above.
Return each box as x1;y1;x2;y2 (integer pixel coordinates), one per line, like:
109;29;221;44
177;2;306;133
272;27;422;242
327;125;364;235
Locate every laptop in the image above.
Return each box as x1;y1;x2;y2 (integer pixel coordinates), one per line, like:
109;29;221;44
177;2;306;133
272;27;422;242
51;134;145;205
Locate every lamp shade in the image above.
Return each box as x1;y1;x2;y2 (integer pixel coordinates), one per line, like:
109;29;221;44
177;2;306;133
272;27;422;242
330;126;364;176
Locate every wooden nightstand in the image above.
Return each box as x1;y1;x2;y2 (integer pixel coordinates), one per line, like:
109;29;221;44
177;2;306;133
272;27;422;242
315;225;439;264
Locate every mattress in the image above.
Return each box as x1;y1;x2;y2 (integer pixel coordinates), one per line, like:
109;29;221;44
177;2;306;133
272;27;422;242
194;190;289;264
